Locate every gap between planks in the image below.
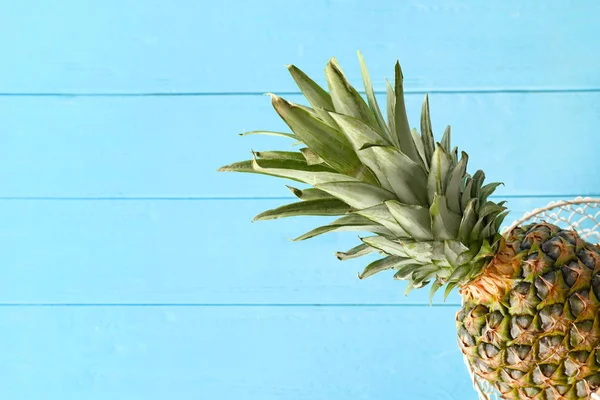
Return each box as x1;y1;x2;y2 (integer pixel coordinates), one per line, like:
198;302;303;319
0;303;461;307
0;194;596;201
0;87;598;97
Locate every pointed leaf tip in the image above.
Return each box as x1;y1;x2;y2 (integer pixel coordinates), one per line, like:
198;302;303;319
269;93;283;104
252;198;351;221
325;58;380;132
238;130;298;140
395;60;404;79
356;51;391;141
217;159;256;173
392;63;422;166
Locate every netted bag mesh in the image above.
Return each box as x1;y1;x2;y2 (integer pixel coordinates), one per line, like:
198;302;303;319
465;197;600;400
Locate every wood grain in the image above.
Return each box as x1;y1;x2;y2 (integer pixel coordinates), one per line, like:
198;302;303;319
0;1;598;93
0;93;598;198
2;2;599;399
0;196;571;305
0;305;474;400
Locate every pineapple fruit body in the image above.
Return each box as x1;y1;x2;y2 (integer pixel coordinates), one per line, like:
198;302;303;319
459;223;600;399
218;53;600;399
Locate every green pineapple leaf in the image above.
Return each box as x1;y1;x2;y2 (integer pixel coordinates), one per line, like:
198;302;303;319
354;203;409;237
427;145;453;203
385;201;434;241
218;158;334;178
299;148;325;165
393;263;422;280
315;181;396;209
239;130;298;140
471;170;486;198
249;157;355;185
411;128;428;169
286;186;334;201
361;236;413;258
361;145;429;205
325;58;380;133
294;214;393;241
440;126;452;153
393;62;423;166
429;280;443;305
461;178;474;212
385;78;398;147
335;243;378;260
270;94;373;181
458;199;479;244
252;199;352;221
253;150;306;161
420;94;435;166
446;152;469;214
330;112;428;204
219;54;511;296
479;182;503;203
287;64;334;110
357;51;390;138
359;255;412;279
431;195;461;240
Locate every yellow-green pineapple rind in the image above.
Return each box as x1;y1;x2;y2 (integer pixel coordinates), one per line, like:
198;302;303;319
458;222;600;399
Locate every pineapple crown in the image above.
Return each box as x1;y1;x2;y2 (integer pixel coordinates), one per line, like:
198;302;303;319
219;52;509;301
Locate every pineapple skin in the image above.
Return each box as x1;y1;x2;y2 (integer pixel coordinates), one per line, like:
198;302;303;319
458;222;600;399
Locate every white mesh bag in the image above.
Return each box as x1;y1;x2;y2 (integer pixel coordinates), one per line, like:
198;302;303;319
464;197;600;400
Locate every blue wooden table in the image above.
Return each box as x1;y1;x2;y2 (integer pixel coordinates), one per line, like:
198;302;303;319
1;1;599;399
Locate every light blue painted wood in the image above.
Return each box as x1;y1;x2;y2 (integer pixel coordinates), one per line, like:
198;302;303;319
0;93;598;198
0;306;475;400
0;196;567;305
2;1;599;399
0;1;599;93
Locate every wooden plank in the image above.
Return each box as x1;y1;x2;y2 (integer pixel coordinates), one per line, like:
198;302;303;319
0;196;577;305
0;93;597;198
0;305;475;400
0;1;599;93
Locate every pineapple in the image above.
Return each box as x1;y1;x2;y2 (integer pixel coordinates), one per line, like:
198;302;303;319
218;53;600;399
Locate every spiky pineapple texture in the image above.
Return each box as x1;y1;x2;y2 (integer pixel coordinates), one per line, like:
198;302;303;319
459;223;600;399
219;52;507;300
